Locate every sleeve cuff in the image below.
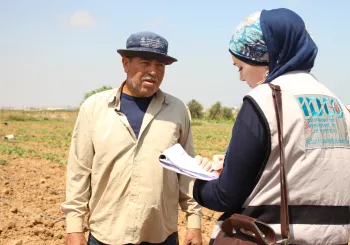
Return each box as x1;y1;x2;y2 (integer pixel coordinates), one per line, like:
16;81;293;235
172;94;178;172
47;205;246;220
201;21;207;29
186;213;202;229
193;179;206;206
66;217;84;233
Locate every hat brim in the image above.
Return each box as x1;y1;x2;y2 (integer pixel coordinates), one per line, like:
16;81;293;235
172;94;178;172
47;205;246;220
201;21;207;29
117;49;177;65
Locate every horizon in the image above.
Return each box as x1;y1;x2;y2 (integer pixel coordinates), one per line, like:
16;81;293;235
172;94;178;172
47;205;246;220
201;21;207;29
1;1;350;109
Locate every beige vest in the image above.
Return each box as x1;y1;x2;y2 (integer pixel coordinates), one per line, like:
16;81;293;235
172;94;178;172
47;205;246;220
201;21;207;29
243;71;350;245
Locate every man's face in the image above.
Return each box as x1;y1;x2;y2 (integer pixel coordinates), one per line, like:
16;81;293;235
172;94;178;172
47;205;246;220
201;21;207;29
122;57;166;98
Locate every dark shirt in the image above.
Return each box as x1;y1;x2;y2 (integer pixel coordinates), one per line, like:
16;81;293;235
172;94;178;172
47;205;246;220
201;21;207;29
120;93;154;138
193;97;271;219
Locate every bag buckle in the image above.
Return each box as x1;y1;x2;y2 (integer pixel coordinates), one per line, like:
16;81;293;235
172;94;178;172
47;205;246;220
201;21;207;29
276;237;290;245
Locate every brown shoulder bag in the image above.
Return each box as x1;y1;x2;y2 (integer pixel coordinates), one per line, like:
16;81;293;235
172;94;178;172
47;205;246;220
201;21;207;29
213;84;290;245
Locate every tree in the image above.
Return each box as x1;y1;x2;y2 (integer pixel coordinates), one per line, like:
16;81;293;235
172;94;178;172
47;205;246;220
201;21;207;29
187;99;204;119
232;104;242;118
81;85;113;105
208;102;222;120
222;107;234;120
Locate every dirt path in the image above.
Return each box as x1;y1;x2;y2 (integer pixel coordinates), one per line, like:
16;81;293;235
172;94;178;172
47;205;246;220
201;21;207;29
0;155;220;245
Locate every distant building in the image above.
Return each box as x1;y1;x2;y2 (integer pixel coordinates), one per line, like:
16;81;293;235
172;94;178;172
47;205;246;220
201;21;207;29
46;107;65;111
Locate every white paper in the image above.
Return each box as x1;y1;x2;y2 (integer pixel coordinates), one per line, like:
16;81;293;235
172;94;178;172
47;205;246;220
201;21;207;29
158;144;218;181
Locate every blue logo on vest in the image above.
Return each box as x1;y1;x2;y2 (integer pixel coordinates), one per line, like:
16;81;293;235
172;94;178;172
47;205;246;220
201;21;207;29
298;96;344;118
296;95;349;149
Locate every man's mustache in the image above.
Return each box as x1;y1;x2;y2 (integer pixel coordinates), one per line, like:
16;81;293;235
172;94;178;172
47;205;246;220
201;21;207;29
142;75;158;83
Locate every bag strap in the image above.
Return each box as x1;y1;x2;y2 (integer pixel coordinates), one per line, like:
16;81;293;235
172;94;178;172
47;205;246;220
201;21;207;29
268;83;290;241
217;84;290;245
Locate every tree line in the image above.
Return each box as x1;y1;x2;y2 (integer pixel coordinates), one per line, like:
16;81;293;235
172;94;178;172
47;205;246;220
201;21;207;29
82;86;236;121
187;99;234;121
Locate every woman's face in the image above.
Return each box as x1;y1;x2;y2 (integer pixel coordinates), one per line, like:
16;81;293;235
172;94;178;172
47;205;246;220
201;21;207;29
232;55;268;89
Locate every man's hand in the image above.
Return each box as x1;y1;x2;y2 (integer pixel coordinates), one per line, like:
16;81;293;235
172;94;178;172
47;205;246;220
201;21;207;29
65;232;86;245
183;228;202;245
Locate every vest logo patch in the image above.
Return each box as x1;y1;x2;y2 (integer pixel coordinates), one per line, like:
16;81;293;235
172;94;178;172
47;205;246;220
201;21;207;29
297;95;350;149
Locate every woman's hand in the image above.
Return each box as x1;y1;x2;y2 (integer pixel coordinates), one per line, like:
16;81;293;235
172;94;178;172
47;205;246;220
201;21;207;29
195;154;225;176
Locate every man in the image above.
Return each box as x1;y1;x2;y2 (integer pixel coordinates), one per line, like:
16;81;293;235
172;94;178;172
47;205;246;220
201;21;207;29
61;31;203;245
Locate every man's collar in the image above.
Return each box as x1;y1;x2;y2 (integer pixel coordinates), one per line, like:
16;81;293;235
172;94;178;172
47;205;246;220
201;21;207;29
107;81;169;110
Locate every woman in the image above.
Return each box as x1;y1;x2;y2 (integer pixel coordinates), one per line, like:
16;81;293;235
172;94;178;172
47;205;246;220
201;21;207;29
193;8;350;245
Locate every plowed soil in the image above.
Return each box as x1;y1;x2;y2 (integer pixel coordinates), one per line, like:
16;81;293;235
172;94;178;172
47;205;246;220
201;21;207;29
0;155;220;245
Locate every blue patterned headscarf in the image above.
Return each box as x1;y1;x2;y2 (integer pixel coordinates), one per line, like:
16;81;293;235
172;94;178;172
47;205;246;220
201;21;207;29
229;8;318;83
229;11;269;66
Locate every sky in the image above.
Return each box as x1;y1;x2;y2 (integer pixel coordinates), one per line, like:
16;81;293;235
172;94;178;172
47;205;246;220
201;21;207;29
1;0;349;109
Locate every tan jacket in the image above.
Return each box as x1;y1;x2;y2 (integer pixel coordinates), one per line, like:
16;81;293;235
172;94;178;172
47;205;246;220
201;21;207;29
61;83;202;244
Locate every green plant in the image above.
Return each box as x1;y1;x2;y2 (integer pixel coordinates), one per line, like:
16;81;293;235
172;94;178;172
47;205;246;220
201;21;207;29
222;106;234;120
187;99;204;119
82;85;113;105
0;144;29;157
0;158;8;165
208;102;222;120
6;115;40;121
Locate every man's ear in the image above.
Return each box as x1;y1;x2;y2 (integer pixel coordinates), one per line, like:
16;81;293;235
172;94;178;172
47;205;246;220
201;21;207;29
122;57;131;73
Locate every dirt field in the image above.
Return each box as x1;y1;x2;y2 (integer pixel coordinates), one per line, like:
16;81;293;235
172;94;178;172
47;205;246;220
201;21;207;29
0;112;227;245
1;112;348;245
0;154;222;245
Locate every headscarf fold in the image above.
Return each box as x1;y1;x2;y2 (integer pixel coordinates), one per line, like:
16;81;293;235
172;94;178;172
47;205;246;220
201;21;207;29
229;8;318;83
